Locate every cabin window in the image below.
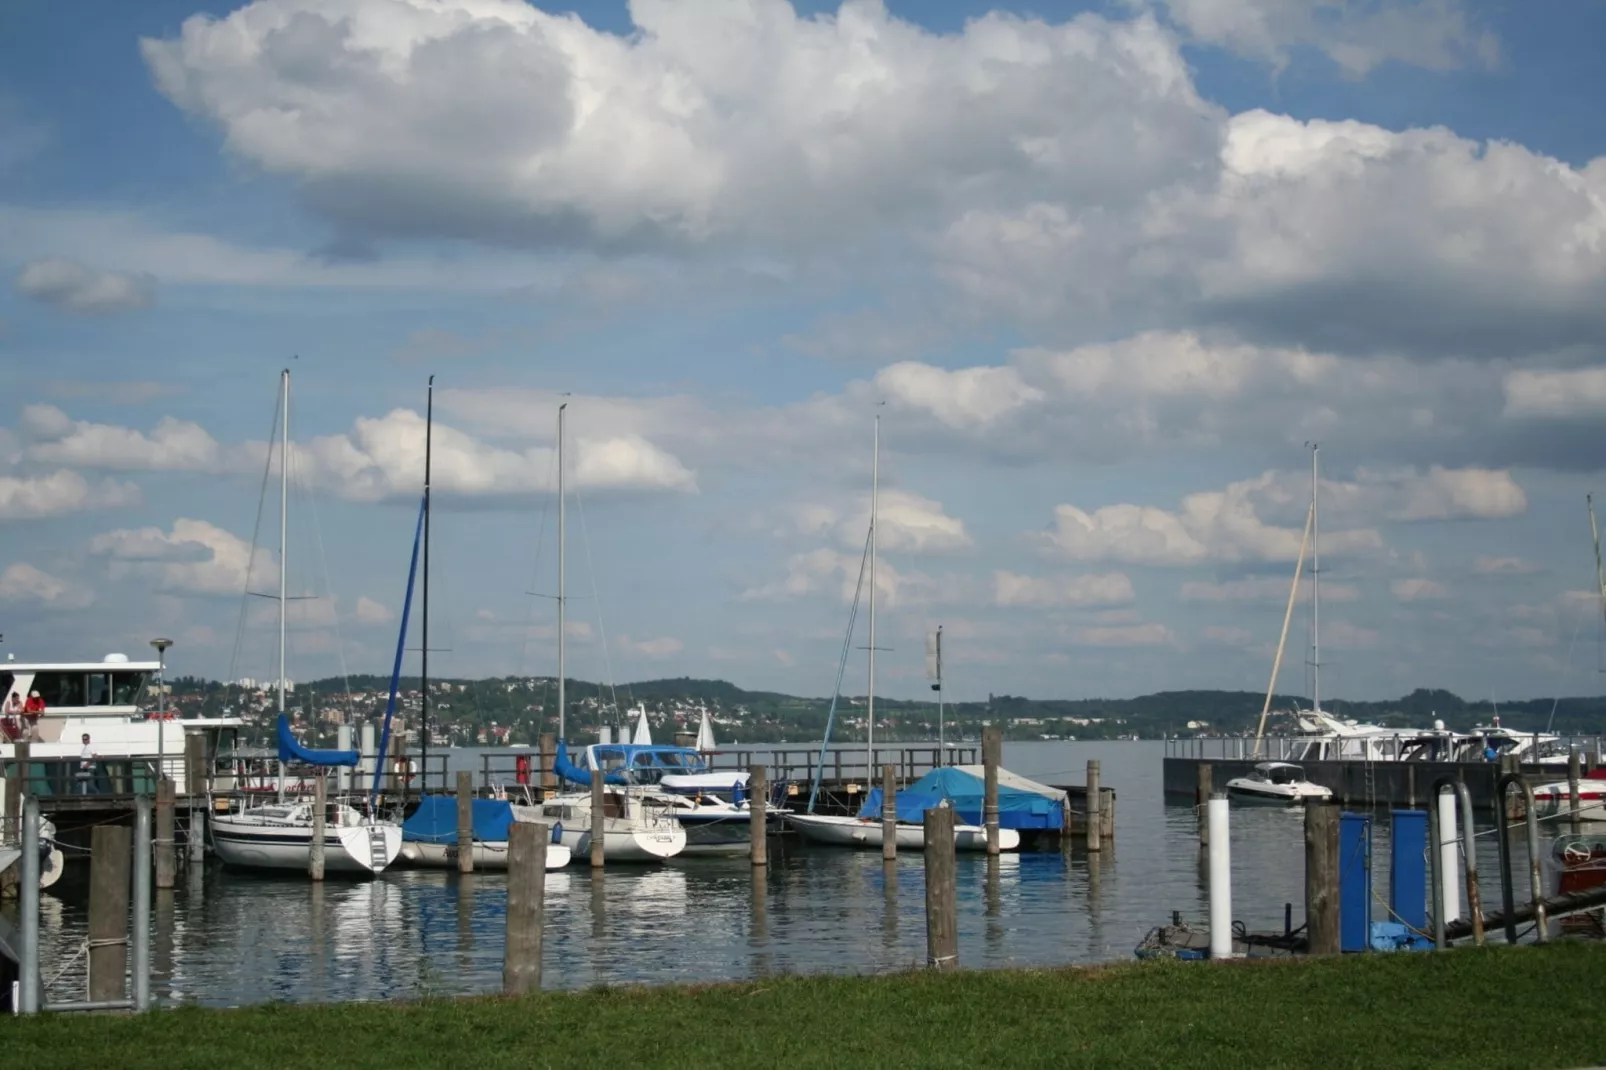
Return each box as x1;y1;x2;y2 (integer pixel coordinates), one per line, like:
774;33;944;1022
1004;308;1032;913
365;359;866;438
0;672;13;703
659;752;684;768
112;672;146;705
87;673;111;706
31;672;86;708
594;747;625;770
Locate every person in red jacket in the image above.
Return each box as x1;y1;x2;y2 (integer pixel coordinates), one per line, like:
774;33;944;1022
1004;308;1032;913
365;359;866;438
23;689;45;740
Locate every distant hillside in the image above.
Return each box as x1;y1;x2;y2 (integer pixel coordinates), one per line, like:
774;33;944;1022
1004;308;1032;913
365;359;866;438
168;672;1606;746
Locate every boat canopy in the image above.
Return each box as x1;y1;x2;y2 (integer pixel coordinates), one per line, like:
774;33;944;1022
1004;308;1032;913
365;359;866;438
401;794;516;844
857;765;1066;830
275;714;358;767
555;741;711;786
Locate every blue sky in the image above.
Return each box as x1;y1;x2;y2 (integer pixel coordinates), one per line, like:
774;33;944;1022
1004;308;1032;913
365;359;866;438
3;0;1605;704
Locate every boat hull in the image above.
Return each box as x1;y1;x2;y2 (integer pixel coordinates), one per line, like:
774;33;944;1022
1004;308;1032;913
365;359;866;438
785;812;1020;852
212;817;402;874
400;839;573;870
555;824;686;862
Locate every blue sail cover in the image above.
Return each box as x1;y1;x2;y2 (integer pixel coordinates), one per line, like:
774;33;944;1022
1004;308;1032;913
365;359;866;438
276;714;359;766
857;766;1064;830
553;740;631;787
402;795;516;844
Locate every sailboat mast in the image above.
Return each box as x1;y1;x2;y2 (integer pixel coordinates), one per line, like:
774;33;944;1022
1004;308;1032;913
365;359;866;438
1311;442;1321;714
557;403;567;742
421;376;433;793
1590;495;1606;637
279;368;289;723
867;415;878;772
935;625;944;760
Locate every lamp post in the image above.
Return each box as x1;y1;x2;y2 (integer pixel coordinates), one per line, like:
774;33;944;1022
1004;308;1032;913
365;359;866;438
151;638;173;782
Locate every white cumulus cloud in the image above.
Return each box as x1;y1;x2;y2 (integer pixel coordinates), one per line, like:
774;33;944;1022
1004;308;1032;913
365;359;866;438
15;257;156;315
0;563;95;610
992;570;1135;608
0;469;141;520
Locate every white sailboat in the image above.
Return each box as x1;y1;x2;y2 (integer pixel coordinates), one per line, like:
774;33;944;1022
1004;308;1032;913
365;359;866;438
546;403;686;862
211;370;403;875
788;416;1014;852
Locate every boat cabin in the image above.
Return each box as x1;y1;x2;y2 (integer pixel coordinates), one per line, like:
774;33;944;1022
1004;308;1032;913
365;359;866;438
0;655;155;741
574;743;712;785
1255;762;1308;784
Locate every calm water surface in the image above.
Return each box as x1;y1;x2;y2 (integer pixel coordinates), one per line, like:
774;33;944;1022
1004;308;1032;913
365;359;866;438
5;741;1536;1006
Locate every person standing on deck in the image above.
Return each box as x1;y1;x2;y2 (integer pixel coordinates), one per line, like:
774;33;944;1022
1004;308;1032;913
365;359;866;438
23;690;45;740
1;690;21;740
76;732;97;794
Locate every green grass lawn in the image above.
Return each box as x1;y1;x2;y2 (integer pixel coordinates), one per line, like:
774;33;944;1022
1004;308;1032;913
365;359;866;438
10;943;1606;1069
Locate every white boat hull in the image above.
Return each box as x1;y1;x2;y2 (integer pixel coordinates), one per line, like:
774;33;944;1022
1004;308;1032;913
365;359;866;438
1225;783;1331;805
400;838;573;870
556;823;685;862
212;816;402;874
786;812;1020;852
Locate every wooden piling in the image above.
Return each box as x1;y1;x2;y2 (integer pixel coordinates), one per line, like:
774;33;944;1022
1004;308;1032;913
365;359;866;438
923;807;958;971
1085;760;1102;853
749;765;768;866
590;777;605;870
981;725;1002;856
154;778;176;890
88;824;132;1002
1197;764;1213;851
456;770;475;874
1569;747;1583;833
185;733;206;863
309;773;326;882
502;821;547;994
881;763;898;861
539;732;557;799
1406;764;1417;810
1304;802;1340;956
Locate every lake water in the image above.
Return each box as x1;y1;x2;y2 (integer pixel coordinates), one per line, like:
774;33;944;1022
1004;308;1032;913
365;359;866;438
5;741;1542;1007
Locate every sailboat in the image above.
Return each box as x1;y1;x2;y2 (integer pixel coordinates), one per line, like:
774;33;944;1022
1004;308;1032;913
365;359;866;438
542;403;687;863
397;378;572;872
211;370;404;875
787;417;1015;852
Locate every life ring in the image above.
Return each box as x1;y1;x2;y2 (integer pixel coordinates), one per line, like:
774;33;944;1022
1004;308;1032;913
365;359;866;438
515;754;532;785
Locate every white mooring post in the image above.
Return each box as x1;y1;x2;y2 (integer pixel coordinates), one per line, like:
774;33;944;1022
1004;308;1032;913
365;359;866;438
1208;793;1233;959
1437;787;1464;923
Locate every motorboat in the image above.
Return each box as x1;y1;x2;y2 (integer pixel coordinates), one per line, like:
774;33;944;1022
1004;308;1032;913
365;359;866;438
636;787;783;856
1225;762;1333;805
538;786;687;862
564;740;748;796
0;653;245;792
1530;771;1606;824
787;808;1018;851
211;800;403;874
398;794;572;870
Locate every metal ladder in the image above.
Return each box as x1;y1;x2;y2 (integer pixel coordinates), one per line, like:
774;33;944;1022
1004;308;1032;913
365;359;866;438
367;825;388;870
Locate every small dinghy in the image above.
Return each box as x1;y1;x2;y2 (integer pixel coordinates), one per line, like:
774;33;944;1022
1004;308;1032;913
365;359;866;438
1225;762;1332;805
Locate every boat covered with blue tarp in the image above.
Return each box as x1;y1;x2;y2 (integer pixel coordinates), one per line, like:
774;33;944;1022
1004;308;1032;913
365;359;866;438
856;765;1066;830
402;794;517;844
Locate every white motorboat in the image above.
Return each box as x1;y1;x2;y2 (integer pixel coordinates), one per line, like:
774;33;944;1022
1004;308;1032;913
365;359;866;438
786;810;1021;851
399;838;573;871
539;787;687;862
1225;762;1333;805
638;788;779;856
211;801;403;874
1530;775;1606;824
0;653;244;792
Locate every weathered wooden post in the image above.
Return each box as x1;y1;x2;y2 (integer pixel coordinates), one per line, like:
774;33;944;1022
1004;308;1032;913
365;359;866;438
1085;759;1102;853
185;733;206;864
1197;764;1213;851
503;821;547;994
590;776;606;869
982;725;1002;856
923;807;958;970
88;824;132;1003
155;778;176;889
1304;802;1340;955
881;763;898;861
309;773;326;882
1406;764;1417;810
1569;747;1583;833
539;732;557;800
749;765;768;866
456;770;475;874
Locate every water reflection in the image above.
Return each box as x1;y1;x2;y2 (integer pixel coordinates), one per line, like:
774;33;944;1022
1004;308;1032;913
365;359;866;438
9;742;1573;1007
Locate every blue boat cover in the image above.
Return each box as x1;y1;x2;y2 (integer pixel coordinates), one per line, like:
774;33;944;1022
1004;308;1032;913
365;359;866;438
402;794;516;844
276;714;359;767
856;766;1064;830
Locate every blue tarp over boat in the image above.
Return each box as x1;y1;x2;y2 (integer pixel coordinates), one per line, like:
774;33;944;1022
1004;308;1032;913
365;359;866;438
402;795;516;844
856;765;1065;830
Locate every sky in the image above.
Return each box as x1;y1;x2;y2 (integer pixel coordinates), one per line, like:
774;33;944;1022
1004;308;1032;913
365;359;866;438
2;0;1606;704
